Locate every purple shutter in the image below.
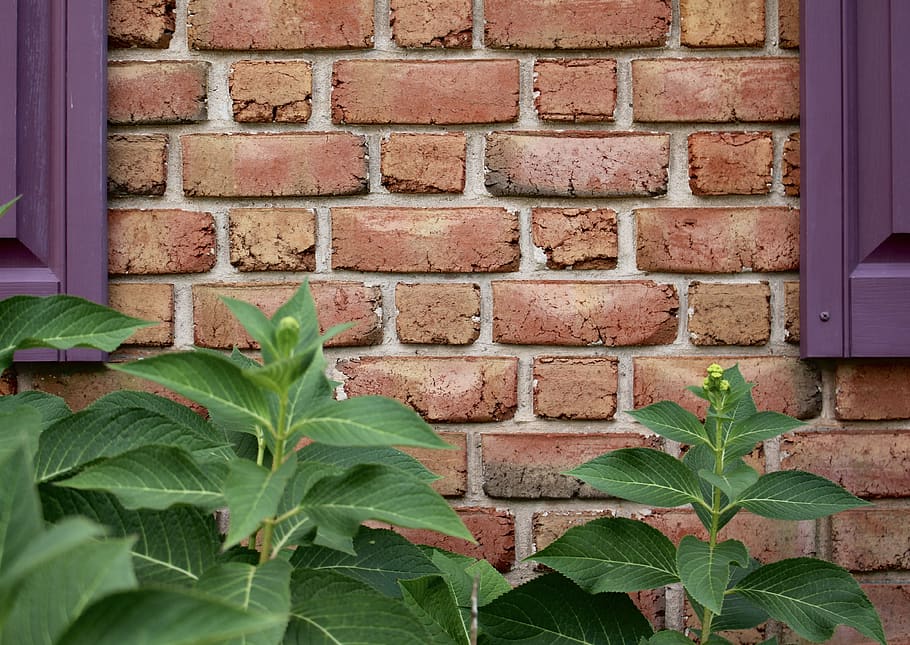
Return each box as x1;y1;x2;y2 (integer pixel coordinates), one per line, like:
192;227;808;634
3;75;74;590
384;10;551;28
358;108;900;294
0;0;16;238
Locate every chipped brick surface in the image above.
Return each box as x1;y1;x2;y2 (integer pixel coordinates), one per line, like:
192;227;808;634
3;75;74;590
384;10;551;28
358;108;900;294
531;208;618;270
108;283;175;346
108;61;208;124
109;0;175;48
401;432;468;496
395;283;480;344
390;0;472;48
784;281;800;344
533;357;618;419
836;361;910;420
108;134;168;196
832;509;910;571
534;59;617;123
108;209;215;275
783;132;800;196
688;131;773;195
0;370;16;396
680;0;764;47
381;133;466;193
229;208;316;272
688;281;771;346
828;585;910;644
229;61;312;123
779;0;800;48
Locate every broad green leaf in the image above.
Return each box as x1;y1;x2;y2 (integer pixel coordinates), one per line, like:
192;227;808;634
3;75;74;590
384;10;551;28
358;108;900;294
296;443;439;483
569;448;704;508
531;517;679;592
284;351;335;432
683;445;739;532
270;462;343;553
0;405;44;462
676;536;749;614
0;391;71;431
0;435;42;578
687;558;769;633
697;460;759;500
478;573;653;644
223;457;296;550
400;575;470;645
735;471;870;520
419;547;511;608
221;296;280;361
242;343;320;394
724;412;804;461
629;401;710;447
271;282;320;351
733;558;885;644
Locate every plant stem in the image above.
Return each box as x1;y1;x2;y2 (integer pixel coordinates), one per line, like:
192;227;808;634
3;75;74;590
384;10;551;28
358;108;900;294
700;411;727;640
258;393;289;564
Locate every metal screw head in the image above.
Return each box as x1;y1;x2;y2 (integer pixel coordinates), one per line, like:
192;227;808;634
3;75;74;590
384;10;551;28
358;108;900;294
819;311;830;322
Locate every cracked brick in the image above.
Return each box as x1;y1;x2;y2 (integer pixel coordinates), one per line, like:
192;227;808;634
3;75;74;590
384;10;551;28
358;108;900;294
687;281;771;346
534;59;617;123
108;209;215;275
784;281;800;344
533;357;618;419
835;361;910;420
230;61;312;123
783;132;801;196
109;0;175;48
832;509;910;571
680;0;764;47
108;61;208;124
381;133;466;193
229;208;316;272
779;0;800;48
396;283;480;344
688;131;773;195
108;134;168;196
390;0;472;48
531;208;618;270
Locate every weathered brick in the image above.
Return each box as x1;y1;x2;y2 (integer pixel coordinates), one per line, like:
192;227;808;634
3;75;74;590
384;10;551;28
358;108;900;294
784;281;800;344
633;58;799;122
633;356;821;419
482;433;657;498
108;61;208;124
533;511;613;551
108;134;168;196
331;207;519;273
108;283;174;346
395;283;480;345
108;209;215;275
779;0;800;48
109;0;175;48
181;133;367;197
836;361;910;420
680;0;764;47
0;370;16;396
187;0;373;50
337;356;518;422
636;207;800;273
831;509;910;571
381;133;466;193
229;61;312;123
229;208;316;272
534;59;617;123
688;281;771;346
532;208;618;270
332;60;518;125
492;280;678;346
533;357;618;420
486;132;669;197
688;131;773;195
390;0;472;48
485;0;671;49
783;132;801;196
827;585;910;644
193;282;382;349
401;432;467;497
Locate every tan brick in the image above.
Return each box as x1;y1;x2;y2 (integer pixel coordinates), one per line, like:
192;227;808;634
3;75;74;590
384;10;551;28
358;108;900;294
533;357;618;420
0;370;16;396
181;133;367;198
783;132;801;196
108;61;208;124
331;207;519;273
828;585;910;644
390;0;472;48
784;281;800;344
532;511;613;551
485;0;671;49
108;134;168;196
395;283;480;345
187;0;373;50
193;282;382;349
832;509;910;571
680;0;764;47
688;281;771;346
337;356;518;422
400;432;467;497
108;283;174;346
493;280;678;346
633;356;821;419
836;361;910;420
381;133;465;193
636;207;800;273
229;61;312;123
486;132;669;197
109;0;175;48
779;0;800;48
108;209;215;275
332;60;519;125
633;58;799;122
531;208;618;270
688;131;773;195
229;209;316;272
534;59;617;123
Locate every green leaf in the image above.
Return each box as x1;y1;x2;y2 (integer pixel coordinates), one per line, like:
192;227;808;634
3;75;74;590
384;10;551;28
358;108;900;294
735;471;870;520
697;460;759;500
220;296;280;361
0;435;43;579
419;547;511;609
271;282;320;351
683;445;739;532
733;558;885;644
569;448;704;508
0;405;45;462
400;575;470;645
531;517;679;592
270;462;344;553
628;401;710;447
223;457;296;550
478;573;653;644
296;443;439;484
676;536;749;614
0;391;71;431
687;558;769;633
724;412;804;461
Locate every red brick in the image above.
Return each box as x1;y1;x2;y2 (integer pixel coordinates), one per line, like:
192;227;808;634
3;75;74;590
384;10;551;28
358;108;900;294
193;282;382;349
108;134;168;196
633;356;821;419
332;60;518;125
108;283;174;347
836;361;910;420
783;132;801;196
0;370;16;396
531;208;618;270
831;509;910;571
486;132;669;197
680;0;764;47
187;0;373;50
229;208;316;272
229;61;312;123
485;0;670;49
687;281;771;346
492;280;678;346
400;432;467;497
482;433;658;498
337;356;518;423
688;131;773;195
108;61;208;124
381;133;466;193
828;585;910;644
633;58;799;122
390;0;472;48
181;133;367;198
108;209;215;275
636;207;800;273
533;357;618;420
784;281;800;344
109;0;175;48
395;283;480;345
779;0;800;48
534;59;617;123
331;207;519;273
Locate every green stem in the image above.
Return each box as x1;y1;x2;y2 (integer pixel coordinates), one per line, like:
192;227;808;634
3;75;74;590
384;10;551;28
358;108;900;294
258;393;289;564
700;410;727;640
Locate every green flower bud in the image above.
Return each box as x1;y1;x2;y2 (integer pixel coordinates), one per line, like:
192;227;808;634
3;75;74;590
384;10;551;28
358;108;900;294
275;316;300;357
719;379;730;391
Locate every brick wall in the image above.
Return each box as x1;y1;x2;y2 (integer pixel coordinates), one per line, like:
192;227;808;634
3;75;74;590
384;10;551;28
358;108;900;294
14;0;910;639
